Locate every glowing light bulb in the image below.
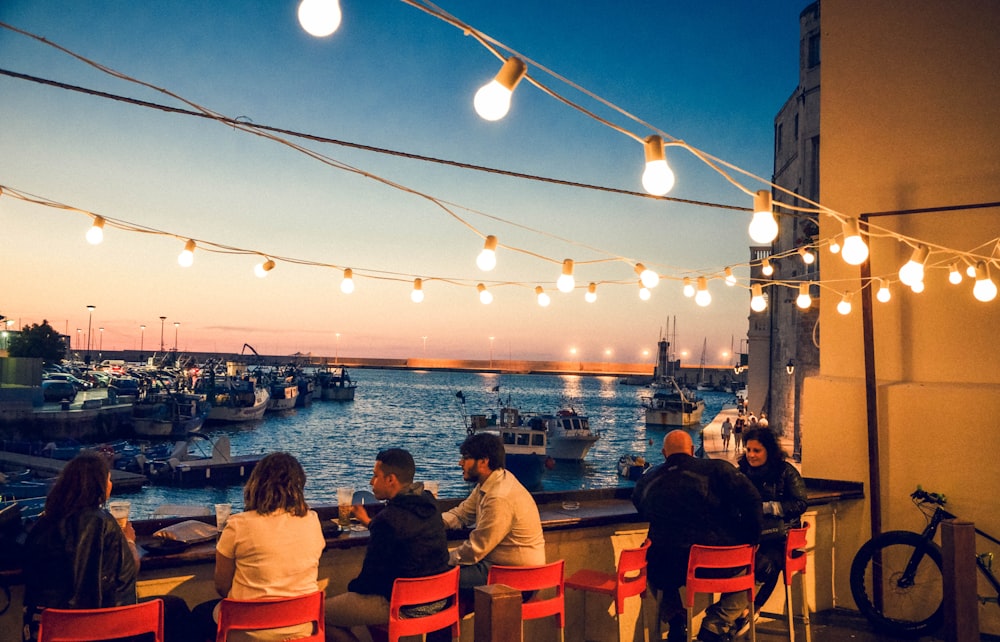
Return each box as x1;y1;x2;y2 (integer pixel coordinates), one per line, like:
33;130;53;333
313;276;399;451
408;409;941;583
178;239;196;267
796;283;812;309
341;268;355;294
254;259;275;278
829;235;842;254
966;263;977;278
635;263;659;288
86;216;105;245
799;247;815;265
750;283;767;312
948;263;963;285
748;190;778;243
761;257;774;276
724;267;737;287
585;282;597;303
411;278;424;303
694;277;711;307
476;235;498;271
297;0;341;37
840;218;869;265
556;259;575;293
641;135;675;196
474;57;526;121
973;262;998;302
477;283;493;305
910;281;925;293
898;245;929;287
837;293;853;315
535;286;551;307
876;279;891;303
639;281;651;301
682;277;695;298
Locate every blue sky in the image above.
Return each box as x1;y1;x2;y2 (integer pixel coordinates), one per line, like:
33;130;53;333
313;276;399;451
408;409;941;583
0;0;808;362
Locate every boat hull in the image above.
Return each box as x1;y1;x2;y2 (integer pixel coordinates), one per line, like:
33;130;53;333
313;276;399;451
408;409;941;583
267;384;299;411
206;388;270;424
546;434;600;461
133;414;205;438
644;405;704;429
320;385;356;401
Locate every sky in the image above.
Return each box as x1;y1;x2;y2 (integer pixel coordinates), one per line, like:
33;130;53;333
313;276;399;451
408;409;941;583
0;0;809;364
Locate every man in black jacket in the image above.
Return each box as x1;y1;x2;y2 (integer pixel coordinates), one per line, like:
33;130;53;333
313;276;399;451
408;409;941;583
326;448;451;642
633;430;763;642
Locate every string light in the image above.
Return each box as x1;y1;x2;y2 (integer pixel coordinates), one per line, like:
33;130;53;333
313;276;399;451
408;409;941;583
948;263;963;284
761;257;774;277
474;57;526;121
477;283;493;305
973;262;998;302
876;279;891;303
178;239;196;267
635;263;659;288
410;278;424;303
750;283;767;312
724;267;737;286
476;235;498;271
828;234;842;254
556;258;575;293
748;190;778;244
898;245;929;287
911;281;925;294
840;218;869;265
298;0;341;37
682;277;695;298
694;276;711;307
585;282;597;303
86;216;105;245
341;268;355;294
799;247;815;265
796;282;812;309
638;281;651;301
254;258;275;278
837;292;853;315
641;135;675;196
966;262;977;278
535;286;550;307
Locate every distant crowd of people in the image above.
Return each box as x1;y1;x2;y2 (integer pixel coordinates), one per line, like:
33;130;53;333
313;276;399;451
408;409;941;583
20;419;803;642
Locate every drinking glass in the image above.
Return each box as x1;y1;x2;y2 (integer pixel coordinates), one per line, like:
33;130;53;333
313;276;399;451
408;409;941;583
215;503;232;531
336;486;354;528
423;481;439;498
108;500;130;530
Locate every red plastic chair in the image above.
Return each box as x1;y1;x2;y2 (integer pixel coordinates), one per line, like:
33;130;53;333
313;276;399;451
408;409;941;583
38;599;164;642
684;544;756;642
488;560;565;642
565;539;651;642
369;566;461;642
783;524;812;642
216;590;325;642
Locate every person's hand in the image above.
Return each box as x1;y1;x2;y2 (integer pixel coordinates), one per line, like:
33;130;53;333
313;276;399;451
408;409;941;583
123;521;137;543
352;504;371;527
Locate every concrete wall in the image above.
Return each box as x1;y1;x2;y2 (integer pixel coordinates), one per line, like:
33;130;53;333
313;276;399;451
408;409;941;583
806;1;1000;633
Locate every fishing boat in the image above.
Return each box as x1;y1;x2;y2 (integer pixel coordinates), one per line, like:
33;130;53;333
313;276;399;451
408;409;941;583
524;408;600;461
265;373;300;412
642;334;706;428
131;390;210;438
196;372;270;424
142;434;262;487
316;366;356;401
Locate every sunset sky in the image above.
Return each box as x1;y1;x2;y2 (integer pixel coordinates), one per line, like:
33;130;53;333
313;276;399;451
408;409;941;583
0;0;808;364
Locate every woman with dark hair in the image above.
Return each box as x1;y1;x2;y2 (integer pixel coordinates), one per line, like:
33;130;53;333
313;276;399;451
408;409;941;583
194;452;325;641
733;427;808;636
22;451;189;641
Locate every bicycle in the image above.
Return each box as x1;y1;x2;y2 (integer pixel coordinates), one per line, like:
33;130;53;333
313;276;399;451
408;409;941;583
849;486;1000;637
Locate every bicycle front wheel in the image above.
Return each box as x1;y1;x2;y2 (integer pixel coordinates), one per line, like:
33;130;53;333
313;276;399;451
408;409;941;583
849;530;944;637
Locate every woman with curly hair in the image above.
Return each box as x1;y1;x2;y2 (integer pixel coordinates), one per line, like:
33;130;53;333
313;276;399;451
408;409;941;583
194;451;325;640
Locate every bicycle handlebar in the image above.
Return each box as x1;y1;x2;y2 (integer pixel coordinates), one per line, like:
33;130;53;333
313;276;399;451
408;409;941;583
912;486;947;505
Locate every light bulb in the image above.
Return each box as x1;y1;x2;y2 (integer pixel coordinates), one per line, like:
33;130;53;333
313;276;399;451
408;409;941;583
948;263;963;285
761;257;774;276
474;57;526;121
748;190;778;243
341;268;355;294
966;263;977;278
841;218;869;265
254;259;275;278
411;278;424;303
556;259;575;293
876;279;891;303
476;235;498;271
477;283;493;305
635;263;659;288
641;135;675;196
837;293;853;315
973;262;998;302
178;239;196;267
724;267;737;287
639;282;651;301
297;0;341;38
898;245;929;286
910;281;925;293
829;235;842;254
681;277;694;298
796;283;812;309
86;216;105;245
585;282;597;303
535;286;551;307
750;284;767;312
694;277;711;307
799;247;816;265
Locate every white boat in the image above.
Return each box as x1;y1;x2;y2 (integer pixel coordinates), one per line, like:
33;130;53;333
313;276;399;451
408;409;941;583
523;408;600;461
642;335;706;428
131;390;209;438
316;366;357;401
457;391;549;491
267;376;299;411
199;376;270;424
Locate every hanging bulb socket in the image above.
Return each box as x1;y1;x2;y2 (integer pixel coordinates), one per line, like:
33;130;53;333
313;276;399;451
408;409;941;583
178;239;196;267
641;135;675;196
837;292;853;315
682;276;695;298
898;245;929;286
748;190;778;243
86;216;106;245
535;286;551;307
973;262;998;302
840;218;869;265
635;263;659;288
411;278;424;303
477;235;498;271
474;57;526;121
796;282;812;309
254;258;275;278
761;257;774;277
477;283;493;305
557;258;575;293
585;282;597;303
341;267;355;294
694;276;711;307
750;283;767;312
876;278;891;303
724;267;737;286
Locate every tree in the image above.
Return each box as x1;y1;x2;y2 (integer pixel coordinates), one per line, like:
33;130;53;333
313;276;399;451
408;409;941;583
8;319;67;363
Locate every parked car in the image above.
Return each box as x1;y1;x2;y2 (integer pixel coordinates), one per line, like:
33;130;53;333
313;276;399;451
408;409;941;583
108;376;140;397
43;372;92;391
41;380;77;403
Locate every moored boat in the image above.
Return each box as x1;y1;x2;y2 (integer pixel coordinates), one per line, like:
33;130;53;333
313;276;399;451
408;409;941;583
142;434;262;487
316;366;356;401
525;408;600;461
266;375;299;412
617;454;650;481
131;390;210;438
641;335;706;429
196;373;269;424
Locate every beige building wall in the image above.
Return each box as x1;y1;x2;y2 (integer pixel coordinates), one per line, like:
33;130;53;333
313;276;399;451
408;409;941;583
805;1;1000;633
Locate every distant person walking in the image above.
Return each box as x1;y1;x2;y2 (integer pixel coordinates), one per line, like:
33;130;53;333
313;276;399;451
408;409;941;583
733;416;746;453
721;417;733;451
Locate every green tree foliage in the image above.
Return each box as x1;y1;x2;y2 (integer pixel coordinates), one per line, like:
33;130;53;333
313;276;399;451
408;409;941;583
8;319;67;362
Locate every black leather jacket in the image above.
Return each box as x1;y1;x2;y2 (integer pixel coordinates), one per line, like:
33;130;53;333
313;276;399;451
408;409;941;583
738;458;808;540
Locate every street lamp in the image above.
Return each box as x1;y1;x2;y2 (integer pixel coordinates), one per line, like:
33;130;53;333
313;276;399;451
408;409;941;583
159;316;166;351
335;333;340;363
139;325;146;361
489;336;495;368
76;328;82;350
86;305;95;364
173;322;180;351
99;327;104;358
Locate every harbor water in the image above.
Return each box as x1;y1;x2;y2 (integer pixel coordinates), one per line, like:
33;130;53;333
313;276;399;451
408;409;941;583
127;368;736;519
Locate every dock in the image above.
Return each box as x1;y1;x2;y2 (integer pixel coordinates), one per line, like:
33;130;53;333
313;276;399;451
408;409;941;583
0;450;147;493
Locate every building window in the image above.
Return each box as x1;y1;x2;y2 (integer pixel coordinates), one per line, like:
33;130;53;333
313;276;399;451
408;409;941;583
808;33;821;68
794;114;799;141
776;123;783;154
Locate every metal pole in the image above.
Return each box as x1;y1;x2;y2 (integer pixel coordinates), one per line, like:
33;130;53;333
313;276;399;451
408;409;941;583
159;316;166;351
140;325;145;360
174;322;179;351
86;305;95;364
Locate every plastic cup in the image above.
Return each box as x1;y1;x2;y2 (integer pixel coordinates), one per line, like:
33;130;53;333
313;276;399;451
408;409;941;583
336;486;354;528
108;500;130;530
215;503;232;531
423;481;439;498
